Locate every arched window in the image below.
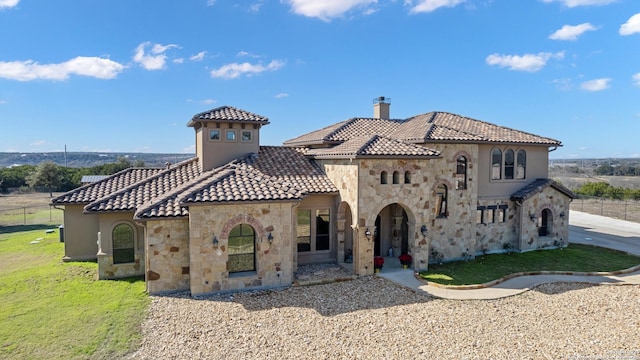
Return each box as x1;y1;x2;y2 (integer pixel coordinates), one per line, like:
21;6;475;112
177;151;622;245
404;171;411;184
538;209;553;237
435;184;448;218
491;149;502;180
228;224;255;273
380;171;388;184
456;156;467;190
504;149;515;179
392;171;400;184
517;150;526;179
112;223;135;264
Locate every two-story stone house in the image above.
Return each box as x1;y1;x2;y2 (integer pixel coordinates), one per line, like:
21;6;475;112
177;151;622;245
52;98;575;295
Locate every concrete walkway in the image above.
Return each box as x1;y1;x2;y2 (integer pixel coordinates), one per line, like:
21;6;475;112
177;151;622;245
378;211;640;300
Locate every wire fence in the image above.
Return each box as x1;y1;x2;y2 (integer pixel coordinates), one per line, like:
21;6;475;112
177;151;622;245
571;197;640;223
0;205;64;227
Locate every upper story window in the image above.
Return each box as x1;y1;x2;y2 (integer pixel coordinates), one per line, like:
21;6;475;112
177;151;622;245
404;171;411;184
241;130;252;142
517;150;526;179
491;148;527;181
456;156;467;190
380;171;388;184
209;129;220;141
435;184;448;218
226;130;237;141
491;149;502;180
504;149;515;179
392;171;400;184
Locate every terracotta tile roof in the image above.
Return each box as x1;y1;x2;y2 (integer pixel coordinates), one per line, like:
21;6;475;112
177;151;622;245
51;167;164;205
511;178;577;202
177;146;338;206
83;158;201;213
187;106;269;127
403;112;561;145
284;111;561;147
134;146;338;218
309;135;440;159
283;118;403;146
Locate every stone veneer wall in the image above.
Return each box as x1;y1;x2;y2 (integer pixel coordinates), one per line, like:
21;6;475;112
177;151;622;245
97;253;144;279
475;198;517;255
422;144;479;264
516;187;572;251
145;219;190;294
188;202;295;295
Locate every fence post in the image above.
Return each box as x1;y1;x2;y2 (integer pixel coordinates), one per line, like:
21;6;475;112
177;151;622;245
600;198;604;216
23;207;26;225
625;201;628;221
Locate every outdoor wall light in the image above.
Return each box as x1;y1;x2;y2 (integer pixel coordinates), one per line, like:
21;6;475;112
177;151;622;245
530;213;537;222
420;225;428;238
267;232;274;244
213;236;219;248
559;212;565;218
365;228;372;240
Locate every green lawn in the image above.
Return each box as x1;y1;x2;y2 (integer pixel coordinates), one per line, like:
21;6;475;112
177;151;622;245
0;228;149;360
420;244;640;286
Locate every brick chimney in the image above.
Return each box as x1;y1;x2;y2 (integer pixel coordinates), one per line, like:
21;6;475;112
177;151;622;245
373;96;390;120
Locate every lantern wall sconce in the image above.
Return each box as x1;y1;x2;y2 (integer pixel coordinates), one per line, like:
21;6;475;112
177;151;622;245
530;213;537;222
213;236;219;248
365;228;372;240
559;212;565;218
267;232;274;244
420;225;428;238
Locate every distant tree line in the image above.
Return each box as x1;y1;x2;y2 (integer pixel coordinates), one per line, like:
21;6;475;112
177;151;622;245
594;164;640;176
0;157;144;195
574;181;640;200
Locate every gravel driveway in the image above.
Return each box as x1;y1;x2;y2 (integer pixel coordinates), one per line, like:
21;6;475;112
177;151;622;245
130;277;640;359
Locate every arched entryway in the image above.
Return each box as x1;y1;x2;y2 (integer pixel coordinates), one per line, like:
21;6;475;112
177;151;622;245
538;208;553;237
337;201;354;265
374;203;410;259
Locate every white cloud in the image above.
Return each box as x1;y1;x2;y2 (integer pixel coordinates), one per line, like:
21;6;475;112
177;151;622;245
30;140;46;146
284;0;376;21
541;0;616;7
632;73;640;87
207;0;215;5
0;57;124;81
275;93;289;98
406;0;465;14
237;51;261;58
580;78;611;91
486;52;564;72
0;0;19;9
549;23;597;41
620;13;640;36
173;58;184;64
210;60;284;79
133;42;179;70
249;1;263;12
190;51;206;61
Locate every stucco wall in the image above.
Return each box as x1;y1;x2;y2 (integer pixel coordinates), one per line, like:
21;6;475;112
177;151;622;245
196;123;261;171
145;219;190;294
61;204;99;261
188;202;296;295
477;144;550;197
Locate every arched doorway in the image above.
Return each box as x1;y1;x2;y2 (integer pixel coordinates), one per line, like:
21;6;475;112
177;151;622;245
374;203;409;258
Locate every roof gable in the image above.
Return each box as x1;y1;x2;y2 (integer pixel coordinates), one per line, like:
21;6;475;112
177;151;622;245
511;178;577;202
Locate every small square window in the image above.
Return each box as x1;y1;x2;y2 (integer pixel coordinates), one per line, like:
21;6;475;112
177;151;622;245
226;130;237;141
210;130;220;141
241;131;252;142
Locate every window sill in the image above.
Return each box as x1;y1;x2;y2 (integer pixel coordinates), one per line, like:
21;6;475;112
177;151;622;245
229;271;257;278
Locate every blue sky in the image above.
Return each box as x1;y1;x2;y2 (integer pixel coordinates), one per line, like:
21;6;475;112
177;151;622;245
1;0;639;159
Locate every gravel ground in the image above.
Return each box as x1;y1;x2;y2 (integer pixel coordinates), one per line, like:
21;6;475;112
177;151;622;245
130;275;640;360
